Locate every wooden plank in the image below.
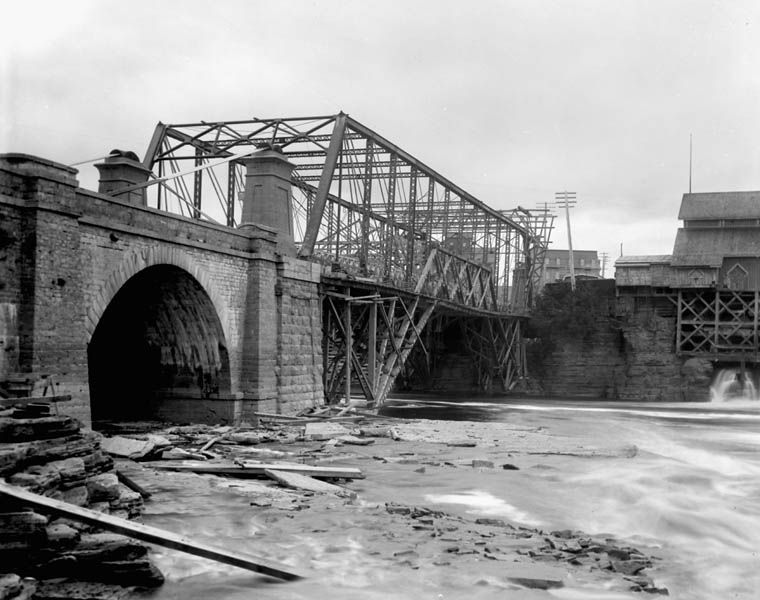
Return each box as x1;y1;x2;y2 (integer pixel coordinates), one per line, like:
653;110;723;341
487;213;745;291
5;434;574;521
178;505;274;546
115;470;152;500
0;481;304;581
258;416;363;425
199;436;220;452
264;469;356;498
0;395;72;408
151;461;365;480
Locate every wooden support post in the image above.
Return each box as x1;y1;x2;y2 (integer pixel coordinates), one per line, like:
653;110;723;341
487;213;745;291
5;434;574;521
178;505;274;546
714;290;720;353
676;290;683;354
344;298;352;404
322;304;331;403
368;301;377;393
754;290;759;361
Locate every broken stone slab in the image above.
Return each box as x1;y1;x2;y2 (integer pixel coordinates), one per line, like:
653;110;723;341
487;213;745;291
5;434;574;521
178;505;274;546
475;518;513;529
224;432;264;445
86;474;121;503
337;435;374;446
67;533;148;562
60;485;89;507
471;459;495;468
45;522;80;549
109;486;143;518
7;464;61;494
0;511;48;548
100;437;155;460
264;469;356;499
503;564;567;590
83;451;114;476
0;416;80;443
47;457;86;490
304;422;351;441
31;581;132;600
124;434;173;449
93;559;165;587
0;574;22;600
609;557;650;576
160;448;206;461
357;426;391;437
446;440;477;447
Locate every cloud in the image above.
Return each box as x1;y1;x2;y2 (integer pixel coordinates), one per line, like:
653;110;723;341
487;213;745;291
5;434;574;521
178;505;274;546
2;0;759;263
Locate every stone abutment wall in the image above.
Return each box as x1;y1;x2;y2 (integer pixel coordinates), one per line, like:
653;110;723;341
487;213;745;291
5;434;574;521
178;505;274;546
528;281;711;402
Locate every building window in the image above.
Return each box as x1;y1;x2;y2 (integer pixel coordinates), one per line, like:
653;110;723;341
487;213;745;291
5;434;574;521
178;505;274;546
580;258;585;266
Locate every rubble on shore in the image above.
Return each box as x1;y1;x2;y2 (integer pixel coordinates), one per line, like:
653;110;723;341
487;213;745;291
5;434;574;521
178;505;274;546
0;405;163;600
2;404;670;598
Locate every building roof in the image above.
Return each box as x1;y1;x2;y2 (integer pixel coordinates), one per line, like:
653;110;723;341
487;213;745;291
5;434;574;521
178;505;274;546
678;191;760;221
545;249;598;258
615;255;672;266
671;228;760;267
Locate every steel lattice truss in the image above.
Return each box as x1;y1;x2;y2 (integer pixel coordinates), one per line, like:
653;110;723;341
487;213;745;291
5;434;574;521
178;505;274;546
141;113;552;313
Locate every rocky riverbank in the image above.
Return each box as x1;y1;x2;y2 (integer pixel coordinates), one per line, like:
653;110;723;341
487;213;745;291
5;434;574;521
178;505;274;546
104;411;669;598
0;407;163;600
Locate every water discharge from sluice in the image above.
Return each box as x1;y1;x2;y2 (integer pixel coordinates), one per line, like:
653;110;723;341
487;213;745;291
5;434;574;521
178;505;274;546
710;367;760;402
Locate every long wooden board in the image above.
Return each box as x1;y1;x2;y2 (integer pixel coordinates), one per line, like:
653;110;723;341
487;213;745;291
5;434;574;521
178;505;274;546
0;395;72;408
264;469;356;498
151;461;365;480
0;481;304;581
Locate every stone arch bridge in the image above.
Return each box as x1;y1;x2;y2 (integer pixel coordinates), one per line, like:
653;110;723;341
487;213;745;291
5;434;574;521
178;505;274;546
0;114;551;425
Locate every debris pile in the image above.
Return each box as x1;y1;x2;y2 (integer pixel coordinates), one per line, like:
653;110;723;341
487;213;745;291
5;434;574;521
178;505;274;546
0;406;163;599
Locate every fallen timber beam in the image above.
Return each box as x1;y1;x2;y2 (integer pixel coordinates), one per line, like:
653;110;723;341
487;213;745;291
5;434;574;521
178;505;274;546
151;461;365;480
0;481;305;581
0;395;72;408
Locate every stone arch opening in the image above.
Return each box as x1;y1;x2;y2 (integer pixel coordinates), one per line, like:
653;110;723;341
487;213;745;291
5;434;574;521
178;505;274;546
88;265;231;423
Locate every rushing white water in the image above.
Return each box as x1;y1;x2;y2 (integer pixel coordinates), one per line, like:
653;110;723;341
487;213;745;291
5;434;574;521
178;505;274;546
383;397;760;599
710;367;759;402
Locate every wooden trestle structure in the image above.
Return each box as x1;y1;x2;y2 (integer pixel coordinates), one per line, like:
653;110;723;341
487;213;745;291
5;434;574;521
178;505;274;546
138;112;552;406
677;288;760;361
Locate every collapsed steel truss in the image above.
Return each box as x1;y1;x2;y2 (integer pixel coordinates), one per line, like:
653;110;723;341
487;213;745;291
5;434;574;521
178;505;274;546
677;289;760;360
137;113;552;405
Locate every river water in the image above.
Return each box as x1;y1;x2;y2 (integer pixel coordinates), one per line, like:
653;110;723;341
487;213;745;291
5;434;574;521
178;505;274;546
138;390;760;600
382;395;760;599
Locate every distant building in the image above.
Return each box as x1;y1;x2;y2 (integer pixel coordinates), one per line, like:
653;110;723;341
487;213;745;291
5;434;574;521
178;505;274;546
539;249;601;288
616;191;760;291
615;190;760;360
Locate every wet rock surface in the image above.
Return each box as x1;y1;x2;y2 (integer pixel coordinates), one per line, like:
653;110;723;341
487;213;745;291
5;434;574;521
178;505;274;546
0;412;162;599
99;410;670;598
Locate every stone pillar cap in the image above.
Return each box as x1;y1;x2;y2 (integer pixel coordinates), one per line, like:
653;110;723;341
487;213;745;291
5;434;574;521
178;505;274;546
239;146;295;167
95;149;152;174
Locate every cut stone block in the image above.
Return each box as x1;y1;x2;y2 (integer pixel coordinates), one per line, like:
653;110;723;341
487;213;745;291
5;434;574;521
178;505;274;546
86;474;120;502
100;436;155;460
503;564;567;590
304;422;351;441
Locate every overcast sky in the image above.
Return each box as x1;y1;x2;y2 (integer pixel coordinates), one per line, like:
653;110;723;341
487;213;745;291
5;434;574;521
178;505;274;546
2;0;758;273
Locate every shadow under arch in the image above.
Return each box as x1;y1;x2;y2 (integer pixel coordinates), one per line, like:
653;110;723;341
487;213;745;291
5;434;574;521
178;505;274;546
88;264;231;424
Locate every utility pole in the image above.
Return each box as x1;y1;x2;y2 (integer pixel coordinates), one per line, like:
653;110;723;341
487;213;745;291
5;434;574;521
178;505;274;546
600;252;610;278
689;133;693;194
554;191;577;290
